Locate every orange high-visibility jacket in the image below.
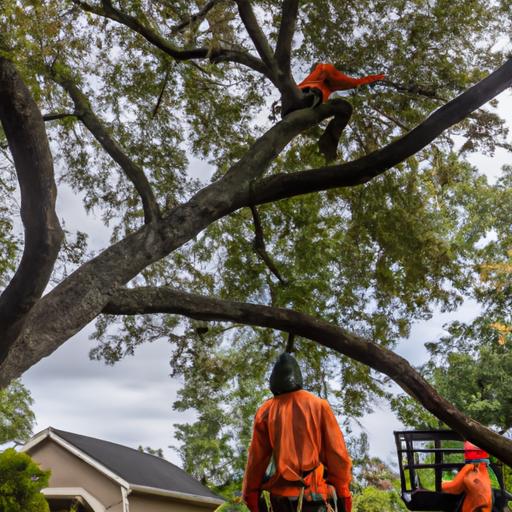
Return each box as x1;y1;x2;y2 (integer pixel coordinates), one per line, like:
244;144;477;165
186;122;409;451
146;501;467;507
298;63;385;102
242;389;352;509
442;463;492;512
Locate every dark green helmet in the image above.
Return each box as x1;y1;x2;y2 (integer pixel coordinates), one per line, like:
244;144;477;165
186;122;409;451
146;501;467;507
269;353;303;395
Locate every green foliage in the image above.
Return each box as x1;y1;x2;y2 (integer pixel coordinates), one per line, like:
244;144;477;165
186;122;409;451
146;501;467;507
353;485;407;512
392;341;512;433
393;173;512;432
349;433;407;511
0;448;50;512
0;380;35;445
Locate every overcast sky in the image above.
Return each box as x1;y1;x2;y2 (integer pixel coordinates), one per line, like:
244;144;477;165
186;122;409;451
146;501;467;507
13;90;512;469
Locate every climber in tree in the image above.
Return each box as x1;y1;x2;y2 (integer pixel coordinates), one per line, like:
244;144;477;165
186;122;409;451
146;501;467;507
298;63;385;105
242;353;353;512
286;63;385;162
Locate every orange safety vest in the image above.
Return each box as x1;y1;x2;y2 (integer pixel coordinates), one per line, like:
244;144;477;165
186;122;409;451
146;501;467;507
242;390;352;511
442;463;492;512
298;63;385;102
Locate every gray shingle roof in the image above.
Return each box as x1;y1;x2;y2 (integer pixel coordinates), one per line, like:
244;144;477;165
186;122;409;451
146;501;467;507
51;428;222;501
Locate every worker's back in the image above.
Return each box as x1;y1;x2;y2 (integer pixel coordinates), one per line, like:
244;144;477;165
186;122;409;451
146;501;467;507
243;353;353;512
244;389;351;500
260;389;336;490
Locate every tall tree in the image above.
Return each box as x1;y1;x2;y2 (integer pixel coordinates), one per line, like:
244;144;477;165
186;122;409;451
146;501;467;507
0;0;511;469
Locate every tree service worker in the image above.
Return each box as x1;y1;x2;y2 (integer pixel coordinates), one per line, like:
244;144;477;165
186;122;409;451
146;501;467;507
442;441;492;512
242;353;353;512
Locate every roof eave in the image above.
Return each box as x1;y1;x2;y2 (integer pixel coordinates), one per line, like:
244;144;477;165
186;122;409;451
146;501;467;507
130;484;225;506
23;427;131;489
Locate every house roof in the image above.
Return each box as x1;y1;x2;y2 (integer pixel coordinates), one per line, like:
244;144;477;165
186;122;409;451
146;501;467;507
24;427;223;505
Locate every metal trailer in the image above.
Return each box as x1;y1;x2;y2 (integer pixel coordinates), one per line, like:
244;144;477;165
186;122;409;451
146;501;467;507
394;430;512;512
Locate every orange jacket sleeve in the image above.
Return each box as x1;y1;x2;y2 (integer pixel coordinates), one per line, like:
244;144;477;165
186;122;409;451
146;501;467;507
442;464;471;494
242;403;273;510
322;64;385;90
320;400;352;498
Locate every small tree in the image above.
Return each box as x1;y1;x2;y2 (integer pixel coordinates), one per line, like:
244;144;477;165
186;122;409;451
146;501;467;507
354;486;407;512
0;448;50;512
0;380;35;445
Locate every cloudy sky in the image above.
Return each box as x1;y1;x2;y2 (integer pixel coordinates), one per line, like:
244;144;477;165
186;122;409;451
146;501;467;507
13;89;512;469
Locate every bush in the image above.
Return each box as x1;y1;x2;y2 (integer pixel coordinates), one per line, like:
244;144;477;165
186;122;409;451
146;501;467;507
0;448;50;512
353;486;407;512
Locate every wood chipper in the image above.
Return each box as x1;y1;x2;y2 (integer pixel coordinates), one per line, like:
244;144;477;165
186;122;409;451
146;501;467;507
394;430;512;512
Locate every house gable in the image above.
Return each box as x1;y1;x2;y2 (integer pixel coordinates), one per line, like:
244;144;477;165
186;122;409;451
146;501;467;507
23;428;224;512
26;437;124;512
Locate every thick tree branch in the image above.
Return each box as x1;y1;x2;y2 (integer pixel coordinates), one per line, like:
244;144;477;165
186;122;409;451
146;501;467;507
2;54;512;405
235;0;276;72
274;0;299;74
73;0;272;80
102;285;512;467
2;50;511;382
53;69;160;224
235;0;303;112
250;58;512;204
0;58;64;362
0;102;338;385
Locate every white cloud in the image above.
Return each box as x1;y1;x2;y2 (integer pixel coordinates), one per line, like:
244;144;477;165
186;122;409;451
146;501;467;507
22;325;195;464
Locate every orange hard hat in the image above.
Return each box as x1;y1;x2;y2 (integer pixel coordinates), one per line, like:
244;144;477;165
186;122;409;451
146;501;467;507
464;441;489;461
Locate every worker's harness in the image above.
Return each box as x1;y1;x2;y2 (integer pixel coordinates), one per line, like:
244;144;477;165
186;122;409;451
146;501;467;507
262;465;339;512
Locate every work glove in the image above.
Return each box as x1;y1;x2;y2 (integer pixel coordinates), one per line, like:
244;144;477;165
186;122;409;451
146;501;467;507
336;494;352;512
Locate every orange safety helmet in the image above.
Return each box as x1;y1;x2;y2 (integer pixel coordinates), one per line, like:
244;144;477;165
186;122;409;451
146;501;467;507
464;441;489;462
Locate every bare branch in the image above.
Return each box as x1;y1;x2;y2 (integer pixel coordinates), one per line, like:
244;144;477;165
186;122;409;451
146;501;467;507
250;204;287;285
235;0;276;72
52;68;160;224
251;58;512;205
102;285;512;466
383;79;448;102
274;0;299;74
0;57;64;362
170;0;225;35
151;67;171;119
73;0;271;80
371;105;410;131
42;111;77;122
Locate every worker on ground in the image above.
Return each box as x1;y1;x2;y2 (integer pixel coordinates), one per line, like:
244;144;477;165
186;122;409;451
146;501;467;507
284;63;384;162
442;441;492;512
242;353;353;512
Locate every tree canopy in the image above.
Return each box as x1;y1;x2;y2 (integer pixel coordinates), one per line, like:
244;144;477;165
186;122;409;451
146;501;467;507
0;0;512;478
